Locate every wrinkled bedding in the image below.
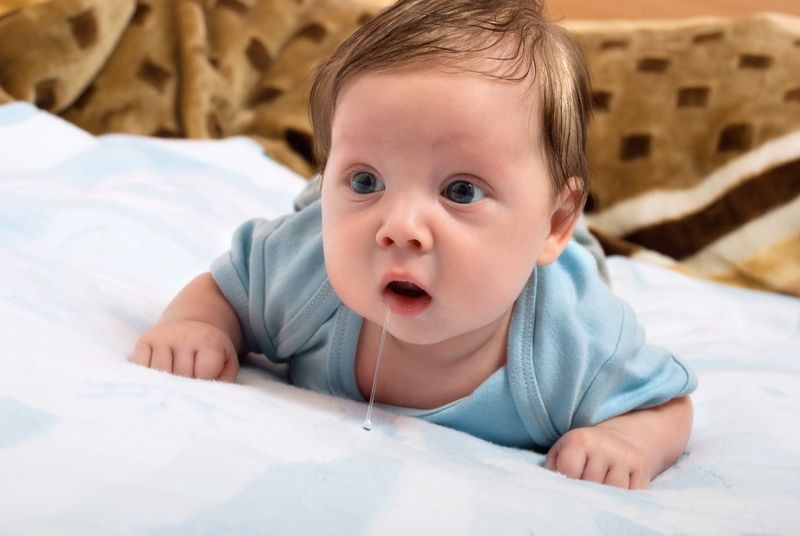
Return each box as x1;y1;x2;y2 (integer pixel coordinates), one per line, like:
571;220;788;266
2;103;799;534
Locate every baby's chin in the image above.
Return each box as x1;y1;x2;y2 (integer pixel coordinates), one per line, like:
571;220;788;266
369;318;454;348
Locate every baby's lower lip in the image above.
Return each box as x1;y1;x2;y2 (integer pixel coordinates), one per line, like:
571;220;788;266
382;288;432;317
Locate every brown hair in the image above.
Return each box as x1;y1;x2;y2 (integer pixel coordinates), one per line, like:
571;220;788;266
309;0;591;203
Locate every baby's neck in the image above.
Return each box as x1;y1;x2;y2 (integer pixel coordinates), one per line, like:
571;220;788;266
356;309;512;409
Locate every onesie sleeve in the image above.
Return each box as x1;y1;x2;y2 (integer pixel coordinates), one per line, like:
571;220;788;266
210;202;337;361
508;242;697;448
569;300;696;429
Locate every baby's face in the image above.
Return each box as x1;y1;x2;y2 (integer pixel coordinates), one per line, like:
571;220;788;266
321;64;564;346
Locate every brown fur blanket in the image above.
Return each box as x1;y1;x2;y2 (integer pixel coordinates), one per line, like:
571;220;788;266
1;0;798;296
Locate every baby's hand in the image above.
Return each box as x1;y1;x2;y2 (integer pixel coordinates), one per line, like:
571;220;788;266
131;320;239;382
545;426;652;490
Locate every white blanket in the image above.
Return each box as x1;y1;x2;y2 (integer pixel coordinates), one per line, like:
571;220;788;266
2;102;799;535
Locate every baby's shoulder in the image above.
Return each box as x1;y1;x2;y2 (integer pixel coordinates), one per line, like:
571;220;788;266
526;242;630;360
537;242;618;312
244;201;323;255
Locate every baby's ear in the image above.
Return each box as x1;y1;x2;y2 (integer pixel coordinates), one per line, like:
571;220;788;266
536;177;583;266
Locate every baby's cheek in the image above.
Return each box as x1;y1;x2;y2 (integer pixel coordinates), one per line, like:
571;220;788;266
325;250;372;317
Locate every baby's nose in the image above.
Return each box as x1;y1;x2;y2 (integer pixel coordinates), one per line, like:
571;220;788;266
376;200;432;252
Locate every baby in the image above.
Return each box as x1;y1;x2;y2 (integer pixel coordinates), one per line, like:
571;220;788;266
132;0;696;490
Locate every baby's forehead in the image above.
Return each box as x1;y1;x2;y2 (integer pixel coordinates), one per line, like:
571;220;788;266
337;59;543;139
331;61;546;164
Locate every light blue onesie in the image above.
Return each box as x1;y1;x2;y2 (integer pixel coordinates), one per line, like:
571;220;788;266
211;201;696;450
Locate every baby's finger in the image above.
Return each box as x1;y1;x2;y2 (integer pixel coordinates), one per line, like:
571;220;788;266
552;445;588;480
217;348;240;383
172;348;196;378
628;470;649;490
150;345;174;373
130;339;152;367
603;466;631;489
544;437;566;472
194;347;225;380
580;455;610;484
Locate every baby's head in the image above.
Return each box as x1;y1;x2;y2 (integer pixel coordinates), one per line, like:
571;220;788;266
313;0;593;345
310;0;592;206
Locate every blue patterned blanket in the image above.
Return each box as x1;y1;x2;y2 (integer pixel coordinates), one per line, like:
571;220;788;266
2;103;799;535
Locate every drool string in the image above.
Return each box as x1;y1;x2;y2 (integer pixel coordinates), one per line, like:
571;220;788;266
363;307;391;431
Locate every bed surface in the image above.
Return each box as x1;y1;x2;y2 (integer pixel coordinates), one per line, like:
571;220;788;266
2;102;799;534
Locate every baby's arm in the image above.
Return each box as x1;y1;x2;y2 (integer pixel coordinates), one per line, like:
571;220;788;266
545;396;693;490
131;273;244;382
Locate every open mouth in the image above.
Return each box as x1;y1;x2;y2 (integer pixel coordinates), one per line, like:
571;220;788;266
387;281;428;298
383;280;432;316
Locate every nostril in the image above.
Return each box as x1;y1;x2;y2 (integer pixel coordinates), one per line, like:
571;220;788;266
378;235;421;249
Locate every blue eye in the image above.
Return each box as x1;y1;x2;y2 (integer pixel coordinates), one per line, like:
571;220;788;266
350;171;385;194
442;180;485;204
